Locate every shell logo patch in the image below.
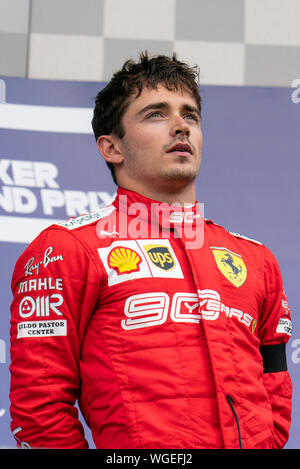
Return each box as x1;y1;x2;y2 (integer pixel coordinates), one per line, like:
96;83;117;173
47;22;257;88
98;239;184;286
144;244;175;271
108;246;142;275
211;248;247;287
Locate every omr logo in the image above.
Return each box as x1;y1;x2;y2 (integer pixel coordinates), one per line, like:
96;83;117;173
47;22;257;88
19;294;64;317
144;244;175;271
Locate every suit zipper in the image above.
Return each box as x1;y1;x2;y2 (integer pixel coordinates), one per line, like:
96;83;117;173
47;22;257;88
226;395;243;449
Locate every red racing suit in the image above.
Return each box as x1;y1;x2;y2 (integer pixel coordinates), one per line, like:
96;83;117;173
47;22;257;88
10;187;292;449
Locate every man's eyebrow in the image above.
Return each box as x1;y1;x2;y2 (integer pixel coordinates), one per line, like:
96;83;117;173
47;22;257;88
136;101;169;116
136;101;201;117
182;104;201;117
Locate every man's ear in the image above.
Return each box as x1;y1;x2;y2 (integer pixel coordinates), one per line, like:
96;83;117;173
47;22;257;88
97;134;124;165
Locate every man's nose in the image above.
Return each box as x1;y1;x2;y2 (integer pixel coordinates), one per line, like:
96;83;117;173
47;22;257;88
169;115;190;137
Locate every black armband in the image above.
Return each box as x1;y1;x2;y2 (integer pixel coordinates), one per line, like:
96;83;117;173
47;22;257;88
260;343;287;373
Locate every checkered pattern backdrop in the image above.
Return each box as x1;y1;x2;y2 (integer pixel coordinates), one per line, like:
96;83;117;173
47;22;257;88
0;0;300;87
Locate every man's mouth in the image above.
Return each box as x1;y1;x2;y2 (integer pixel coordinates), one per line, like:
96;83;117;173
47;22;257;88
166;142;193;156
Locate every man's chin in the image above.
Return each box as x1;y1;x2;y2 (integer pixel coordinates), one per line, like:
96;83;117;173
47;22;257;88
161;165;199;181
157;168;199;190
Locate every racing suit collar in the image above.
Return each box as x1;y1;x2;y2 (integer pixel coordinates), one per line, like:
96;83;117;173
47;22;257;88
114;186;203;231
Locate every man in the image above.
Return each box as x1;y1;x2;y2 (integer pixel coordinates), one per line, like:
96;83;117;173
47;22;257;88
10;52;292;449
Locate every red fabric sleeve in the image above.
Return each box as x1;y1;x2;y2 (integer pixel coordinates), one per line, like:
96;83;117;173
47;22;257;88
259;246;292;449
10;227;100;448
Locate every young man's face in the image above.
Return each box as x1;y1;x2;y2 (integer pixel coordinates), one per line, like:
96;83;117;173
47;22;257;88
116;84;203;196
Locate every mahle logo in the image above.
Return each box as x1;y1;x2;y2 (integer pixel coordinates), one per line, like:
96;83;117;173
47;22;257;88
144;244;175;271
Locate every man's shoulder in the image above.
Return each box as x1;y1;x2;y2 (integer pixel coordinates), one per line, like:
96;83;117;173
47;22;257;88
22;204;116;254
204;218;263;248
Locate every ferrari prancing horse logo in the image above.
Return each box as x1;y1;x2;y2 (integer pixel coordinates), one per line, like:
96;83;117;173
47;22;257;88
211;248;247;287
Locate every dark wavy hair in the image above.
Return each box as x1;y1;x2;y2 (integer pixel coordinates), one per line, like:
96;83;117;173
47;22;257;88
91;51;201;184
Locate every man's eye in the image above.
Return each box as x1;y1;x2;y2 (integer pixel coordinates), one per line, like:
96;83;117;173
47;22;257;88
185;114;199;122
147;111;162;118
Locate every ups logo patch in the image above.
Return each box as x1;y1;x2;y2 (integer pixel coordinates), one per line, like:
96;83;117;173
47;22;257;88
144;244;175;271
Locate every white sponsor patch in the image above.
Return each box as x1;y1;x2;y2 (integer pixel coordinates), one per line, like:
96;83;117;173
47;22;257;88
276;318;292;336
98;239;183;286
17;320;67;338
60;205;115;230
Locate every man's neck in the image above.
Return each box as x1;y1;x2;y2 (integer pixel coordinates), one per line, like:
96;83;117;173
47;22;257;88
118;181;197;206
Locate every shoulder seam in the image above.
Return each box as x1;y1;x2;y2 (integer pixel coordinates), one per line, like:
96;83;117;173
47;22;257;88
205;219;263;246
228;230;262;246
57;205;115;230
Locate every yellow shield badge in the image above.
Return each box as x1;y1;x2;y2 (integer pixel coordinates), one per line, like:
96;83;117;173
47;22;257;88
211;248;247;287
